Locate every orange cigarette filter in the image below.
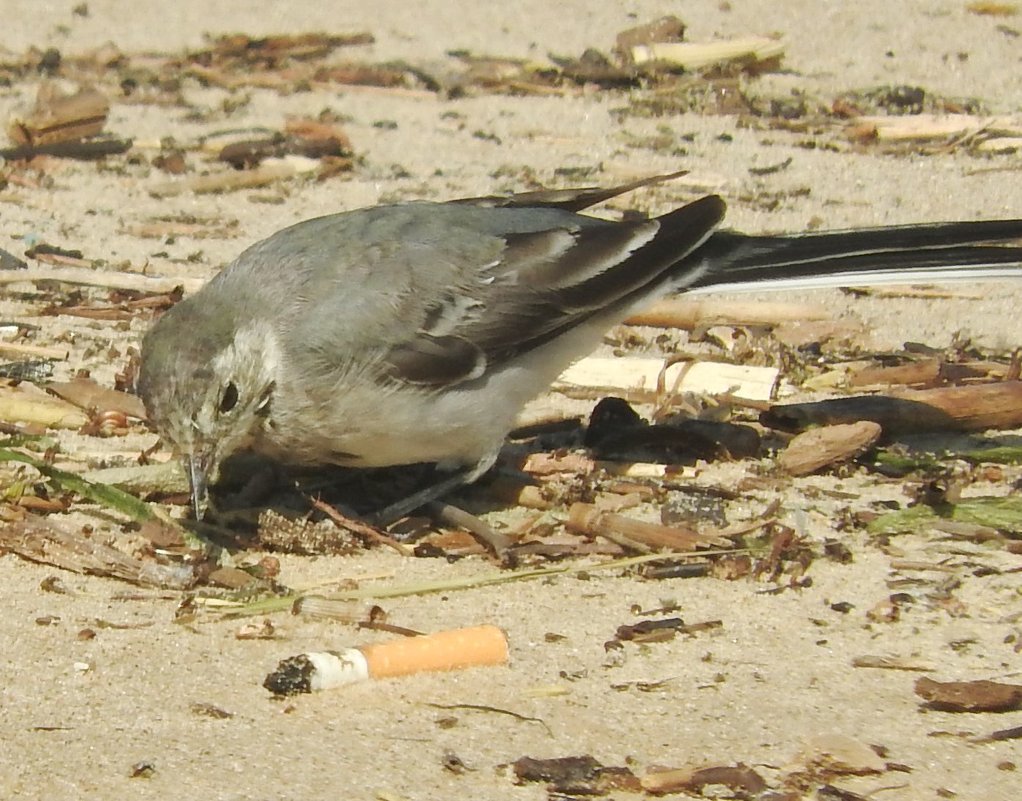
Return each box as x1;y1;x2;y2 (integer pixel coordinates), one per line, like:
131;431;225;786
270;624;510;693
360;624;509;679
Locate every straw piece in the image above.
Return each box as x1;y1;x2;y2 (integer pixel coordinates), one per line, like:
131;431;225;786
626;297;829;329
630;38;784;70
0;384;90;429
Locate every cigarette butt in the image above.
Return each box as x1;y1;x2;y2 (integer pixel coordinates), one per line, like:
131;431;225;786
361;624;508;678
263;624;509;695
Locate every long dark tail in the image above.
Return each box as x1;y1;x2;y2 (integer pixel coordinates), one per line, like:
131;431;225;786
685;219;1022;293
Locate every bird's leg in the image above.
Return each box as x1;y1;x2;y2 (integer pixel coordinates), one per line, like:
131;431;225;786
369;466;479;526
368;452;510;554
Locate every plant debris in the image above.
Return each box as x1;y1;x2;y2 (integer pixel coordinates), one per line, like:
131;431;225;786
915;677;1022;712
512;755;641;795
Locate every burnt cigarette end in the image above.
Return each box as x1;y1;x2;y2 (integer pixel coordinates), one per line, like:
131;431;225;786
263;653;317;696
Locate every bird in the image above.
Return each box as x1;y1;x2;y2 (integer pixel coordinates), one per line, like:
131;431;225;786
137;173;1022;521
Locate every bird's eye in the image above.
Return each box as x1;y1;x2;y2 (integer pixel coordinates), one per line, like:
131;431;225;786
218;381;239;414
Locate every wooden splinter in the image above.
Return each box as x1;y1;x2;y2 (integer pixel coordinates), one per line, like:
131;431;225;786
764;381;1022;434
8;84;110;147
567;502;725;552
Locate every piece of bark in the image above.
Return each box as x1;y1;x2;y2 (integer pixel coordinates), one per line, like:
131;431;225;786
777;421;882;476
0;514;200;589
514;755;602;786
48;289;181;315
885;382;1022;430
850;113;1022;142
148;156;326;198
613;617;722;644
613;617;685;643
847;358;943;388
218;133;351;168
641;764;767;795
976;724;1022;743
200;31;374;63
763;381;1022;434
284;117;353;151
794;734;887;775
615;16;687;63
848;358;1005;388
915;677;1022;712
0;137;132;161
23;243;91;268
566;502;727;552
8;84;110;147
512;755;640;795
0;265;204;295
851;655;934;671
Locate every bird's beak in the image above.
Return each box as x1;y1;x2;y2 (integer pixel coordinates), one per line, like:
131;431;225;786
183;452;211;521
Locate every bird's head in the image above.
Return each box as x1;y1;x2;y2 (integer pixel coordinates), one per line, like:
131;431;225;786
138;299;277;519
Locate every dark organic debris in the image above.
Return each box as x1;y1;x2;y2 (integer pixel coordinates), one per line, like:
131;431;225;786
585;396;760;463
641;763;768;796
512;755;641;795
915;676;1022;712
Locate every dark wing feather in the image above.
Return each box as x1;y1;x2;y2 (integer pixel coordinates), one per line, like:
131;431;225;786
689;218;1022;291
381;195;725;385
384;334;485;385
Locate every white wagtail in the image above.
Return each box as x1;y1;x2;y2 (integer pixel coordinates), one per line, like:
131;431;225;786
137;174;1022;519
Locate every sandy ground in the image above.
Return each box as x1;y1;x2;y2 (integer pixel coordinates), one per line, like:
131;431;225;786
1;2;1021;799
